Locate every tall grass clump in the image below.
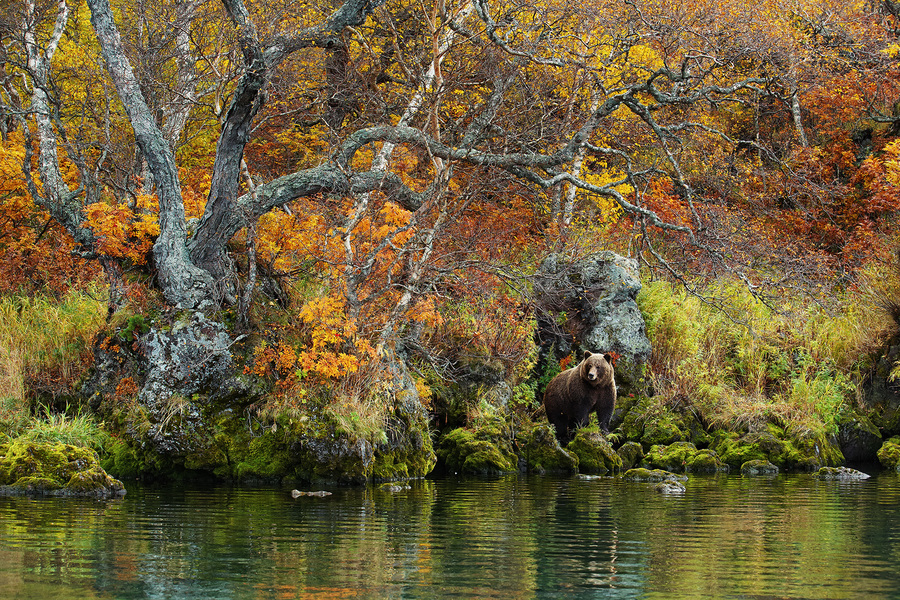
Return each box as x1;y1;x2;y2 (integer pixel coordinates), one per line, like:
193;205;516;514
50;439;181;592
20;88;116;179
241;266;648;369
0;287;106;408
638;278;881;435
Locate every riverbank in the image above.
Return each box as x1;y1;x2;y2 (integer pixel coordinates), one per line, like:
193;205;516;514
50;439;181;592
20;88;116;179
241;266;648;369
3;255;900;493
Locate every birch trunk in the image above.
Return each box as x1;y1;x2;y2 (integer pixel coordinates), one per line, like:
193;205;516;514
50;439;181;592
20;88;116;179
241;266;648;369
87;0;215;309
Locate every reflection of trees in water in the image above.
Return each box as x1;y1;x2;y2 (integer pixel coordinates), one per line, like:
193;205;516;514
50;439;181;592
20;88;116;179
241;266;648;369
2;476;900;598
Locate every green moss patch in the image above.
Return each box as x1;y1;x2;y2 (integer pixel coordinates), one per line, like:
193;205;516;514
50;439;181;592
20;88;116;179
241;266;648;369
877;436;900;471
566;428;622;474
623;468;687;482
643;441;727;473
438;427;518;474
520;422;577;474
0;440;124;497
711;425;842;471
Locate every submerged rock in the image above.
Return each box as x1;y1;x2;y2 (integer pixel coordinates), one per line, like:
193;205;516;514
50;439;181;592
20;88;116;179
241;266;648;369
815;467;871;481
291;490;333;497
0;440;125;498
741;460;780;476
623;468;687;482
655;480;686;494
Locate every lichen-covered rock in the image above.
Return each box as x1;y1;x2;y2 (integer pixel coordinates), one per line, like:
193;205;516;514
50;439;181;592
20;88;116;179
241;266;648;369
617;441;644;470
566;428;622;474
534;251;652;401
623;468;687;482
741;460;779;476
815;466;871;481
877;436;900;471
520;421;578;474
0;440;125;498
438;426;518;474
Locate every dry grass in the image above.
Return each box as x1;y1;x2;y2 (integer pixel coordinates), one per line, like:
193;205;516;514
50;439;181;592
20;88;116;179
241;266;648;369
639;278;882;434
0;288;106;407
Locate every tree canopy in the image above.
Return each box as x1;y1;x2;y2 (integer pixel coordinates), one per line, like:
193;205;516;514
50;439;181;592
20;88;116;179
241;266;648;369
2;0;900;388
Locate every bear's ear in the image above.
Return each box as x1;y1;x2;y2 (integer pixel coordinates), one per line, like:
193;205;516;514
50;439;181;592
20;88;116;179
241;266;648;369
604;352;613;362
583;350;593;360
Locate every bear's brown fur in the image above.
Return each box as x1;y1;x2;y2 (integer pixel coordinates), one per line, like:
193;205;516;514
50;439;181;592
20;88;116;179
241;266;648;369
542;350;616;445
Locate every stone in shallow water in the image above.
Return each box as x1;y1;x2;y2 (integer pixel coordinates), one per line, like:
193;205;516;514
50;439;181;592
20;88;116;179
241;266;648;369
623;467;687;482
741;459;780;476
814;467;871;481
655;481;686;494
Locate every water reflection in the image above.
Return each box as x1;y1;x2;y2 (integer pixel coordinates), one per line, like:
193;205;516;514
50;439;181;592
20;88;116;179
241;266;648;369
1;473;900;598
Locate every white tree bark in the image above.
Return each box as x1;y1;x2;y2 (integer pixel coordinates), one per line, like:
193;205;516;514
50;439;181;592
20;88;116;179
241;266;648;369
87;0;216;309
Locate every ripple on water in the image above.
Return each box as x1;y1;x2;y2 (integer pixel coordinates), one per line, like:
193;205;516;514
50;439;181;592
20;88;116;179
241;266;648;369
1;474;900;599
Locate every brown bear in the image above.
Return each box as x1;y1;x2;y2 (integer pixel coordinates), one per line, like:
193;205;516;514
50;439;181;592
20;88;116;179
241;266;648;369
542;350;616;445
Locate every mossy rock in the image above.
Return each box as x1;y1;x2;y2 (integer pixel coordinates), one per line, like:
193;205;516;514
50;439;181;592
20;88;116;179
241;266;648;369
789;428;844;471
231;433;296;482
685;449;728;473
622;468;687;482
520;422;577;474
836;411;882;463
815;466;870;481
643;441;726;474
741;460;779;476
437;427;518;474
877;436;900;471
640;411;687;447
713;426;842;471
617;441;644;470
643;441;694;472
567;428;622;474
712;432;767;468
0;440;125;497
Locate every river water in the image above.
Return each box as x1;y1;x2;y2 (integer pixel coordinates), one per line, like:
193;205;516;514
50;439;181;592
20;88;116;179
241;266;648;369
1;471;899;599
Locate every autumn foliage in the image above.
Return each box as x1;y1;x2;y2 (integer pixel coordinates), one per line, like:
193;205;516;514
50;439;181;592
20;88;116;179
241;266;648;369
2;0;900;411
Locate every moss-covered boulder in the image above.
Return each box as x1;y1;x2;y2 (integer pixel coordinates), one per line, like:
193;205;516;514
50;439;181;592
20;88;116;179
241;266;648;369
643;441;695;472
520;422;577;474
622;468;687;482
877;436;900;471
642;441;727;474
617;441;644;470
741;460;779;476
712;432;767;467
712;425;842;471
0;440;125;497
438;426;518;474
567;428;622;474
685;449;728;473
641;412;687;447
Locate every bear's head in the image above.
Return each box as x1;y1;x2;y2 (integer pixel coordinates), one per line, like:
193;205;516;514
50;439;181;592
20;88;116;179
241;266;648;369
579;350;614;386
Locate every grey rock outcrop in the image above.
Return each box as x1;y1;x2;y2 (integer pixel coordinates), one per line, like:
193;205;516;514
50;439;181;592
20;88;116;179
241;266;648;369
535;251;652;399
